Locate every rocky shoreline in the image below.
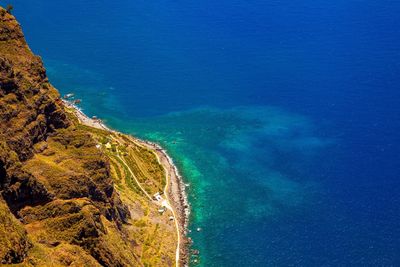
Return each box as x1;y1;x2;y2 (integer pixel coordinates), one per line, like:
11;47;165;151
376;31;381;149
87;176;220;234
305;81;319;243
63;100;190;266
136;138;191;265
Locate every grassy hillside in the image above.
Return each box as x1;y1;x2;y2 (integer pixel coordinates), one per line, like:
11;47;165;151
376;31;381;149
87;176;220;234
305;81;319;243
0;7;176;266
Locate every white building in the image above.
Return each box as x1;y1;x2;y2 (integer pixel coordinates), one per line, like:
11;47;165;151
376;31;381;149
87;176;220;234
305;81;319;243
153;192;162;201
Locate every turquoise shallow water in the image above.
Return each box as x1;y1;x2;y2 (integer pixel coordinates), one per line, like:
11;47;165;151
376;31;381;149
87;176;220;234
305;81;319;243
119;107;327;265
10;0;400;265
91;101;329;266
46;60;332;265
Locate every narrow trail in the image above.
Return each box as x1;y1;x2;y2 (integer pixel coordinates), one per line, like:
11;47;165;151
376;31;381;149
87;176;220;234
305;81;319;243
112;136;181;267
154;150;181;267
116;152;153;201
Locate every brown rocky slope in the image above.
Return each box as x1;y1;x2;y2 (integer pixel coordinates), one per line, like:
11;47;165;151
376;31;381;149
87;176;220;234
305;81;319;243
0;7;176;266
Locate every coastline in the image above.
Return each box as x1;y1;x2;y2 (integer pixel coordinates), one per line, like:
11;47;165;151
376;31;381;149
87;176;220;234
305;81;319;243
134;137;191;265
62;100;190;266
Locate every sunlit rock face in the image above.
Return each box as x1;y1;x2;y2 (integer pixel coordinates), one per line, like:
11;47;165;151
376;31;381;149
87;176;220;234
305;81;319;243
0;8;151;266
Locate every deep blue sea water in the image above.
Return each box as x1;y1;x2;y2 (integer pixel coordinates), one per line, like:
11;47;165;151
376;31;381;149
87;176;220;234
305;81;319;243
9;0;400;265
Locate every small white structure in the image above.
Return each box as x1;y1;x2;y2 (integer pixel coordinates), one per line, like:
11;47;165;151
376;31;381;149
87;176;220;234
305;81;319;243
158;207;166;214
95;144;101;149
153;192;163;201
105;142;112;150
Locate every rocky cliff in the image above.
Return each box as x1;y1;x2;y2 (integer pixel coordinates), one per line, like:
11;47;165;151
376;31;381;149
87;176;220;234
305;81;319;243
0;7;176;266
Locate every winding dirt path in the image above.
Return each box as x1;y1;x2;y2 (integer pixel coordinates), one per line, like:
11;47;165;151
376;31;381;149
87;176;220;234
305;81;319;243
113;136;181;267
154;151;181;267
116;152;153;201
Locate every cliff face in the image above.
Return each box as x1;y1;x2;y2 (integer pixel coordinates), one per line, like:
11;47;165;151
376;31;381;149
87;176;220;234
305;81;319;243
0;8;147;266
